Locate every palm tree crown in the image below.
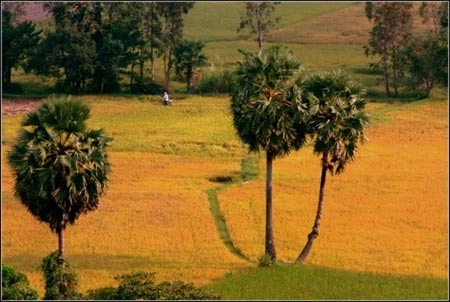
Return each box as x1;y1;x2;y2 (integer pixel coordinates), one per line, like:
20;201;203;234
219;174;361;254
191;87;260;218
7;96;112;233
303;70;369;174
230;45;308;157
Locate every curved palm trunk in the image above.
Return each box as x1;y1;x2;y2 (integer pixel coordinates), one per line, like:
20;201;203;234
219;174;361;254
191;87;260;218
295;155;328;264
265;151;276;261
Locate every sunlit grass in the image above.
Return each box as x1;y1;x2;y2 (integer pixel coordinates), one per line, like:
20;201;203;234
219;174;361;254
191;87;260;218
206;264;448;300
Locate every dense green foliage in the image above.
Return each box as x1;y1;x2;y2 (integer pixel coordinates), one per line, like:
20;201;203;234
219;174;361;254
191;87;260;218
85;271;220;300
364;2;413;97
1;6;41;89
399;2;448;97
1;264;39;300
7;96;112;297
173;39;207;93
7;96;112;233
41;251;82;300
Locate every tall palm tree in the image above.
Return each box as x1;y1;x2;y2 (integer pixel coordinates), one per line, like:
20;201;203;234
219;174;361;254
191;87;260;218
230;45;308;261
295;70;369;264
7;96;112;266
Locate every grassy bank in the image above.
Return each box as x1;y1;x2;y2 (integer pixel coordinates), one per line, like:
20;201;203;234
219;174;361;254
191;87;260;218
206;264;448;300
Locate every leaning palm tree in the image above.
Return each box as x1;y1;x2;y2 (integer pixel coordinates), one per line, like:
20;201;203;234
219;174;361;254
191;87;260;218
295;70;369;264
7;96;112;268
230;45;308;261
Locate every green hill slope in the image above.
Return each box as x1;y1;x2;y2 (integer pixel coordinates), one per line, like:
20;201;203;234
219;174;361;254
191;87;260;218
183;2;357;43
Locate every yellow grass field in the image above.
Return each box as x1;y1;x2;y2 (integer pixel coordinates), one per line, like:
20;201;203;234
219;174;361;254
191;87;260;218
220;99;448;279
1;97;448;297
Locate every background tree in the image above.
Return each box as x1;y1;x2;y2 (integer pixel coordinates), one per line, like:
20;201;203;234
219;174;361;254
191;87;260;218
173;39;207;93
2;5;41;89
89;2;124;93
364;2;413;97
27;3;96;94
230;45;307;261
398;2;448;97
295;70;369;264
7;96;112;292
155;2;195;92
237;2;281;56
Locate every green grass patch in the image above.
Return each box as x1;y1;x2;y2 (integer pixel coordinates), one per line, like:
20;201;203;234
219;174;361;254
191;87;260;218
206;264;448;300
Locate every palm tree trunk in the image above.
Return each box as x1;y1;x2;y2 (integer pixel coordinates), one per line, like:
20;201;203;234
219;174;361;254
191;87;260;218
57;226;65;265
295;157;328;264
56;225;66;297
265;151;276;261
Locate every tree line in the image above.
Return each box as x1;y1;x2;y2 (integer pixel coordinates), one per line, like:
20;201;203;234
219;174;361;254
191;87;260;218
2;2;448;98
2;2;201;94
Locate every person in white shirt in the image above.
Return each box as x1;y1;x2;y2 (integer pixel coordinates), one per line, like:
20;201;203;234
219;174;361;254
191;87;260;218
162;92;173;105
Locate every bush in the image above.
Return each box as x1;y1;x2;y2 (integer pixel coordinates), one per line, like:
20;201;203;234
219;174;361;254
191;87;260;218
115;271;158;300
85;286;118;300
85;271;220;300
2;82;24;94
1;264;39;300
258;253;275;267
130;78;164;95
156;280;220;300
198;70;236;94
41;251;82;300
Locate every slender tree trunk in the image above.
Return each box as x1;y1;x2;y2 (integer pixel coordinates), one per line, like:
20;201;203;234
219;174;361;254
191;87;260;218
57;226;65;265
56;224;66;297
295;156;328;264
163;55;169;92
382;47;390;96
265;151;276;261
256;4;263;56
392;48;399;97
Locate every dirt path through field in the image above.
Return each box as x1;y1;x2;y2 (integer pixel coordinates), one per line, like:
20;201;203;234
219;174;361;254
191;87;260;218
1;99;42;117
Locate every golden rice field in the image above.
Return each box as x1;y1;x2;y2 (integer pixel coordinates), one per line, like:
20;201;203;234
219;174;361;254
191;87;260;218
221;99;449;279
1;96;448;297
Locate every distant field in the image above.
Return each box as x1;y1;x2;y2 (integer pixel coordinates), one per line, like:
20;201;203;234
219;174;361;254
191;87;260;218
1;96;448;299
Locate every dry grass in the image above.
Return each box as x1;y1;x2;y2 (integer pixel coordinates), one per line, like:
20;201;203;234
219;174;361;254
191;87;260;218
220;99;448;279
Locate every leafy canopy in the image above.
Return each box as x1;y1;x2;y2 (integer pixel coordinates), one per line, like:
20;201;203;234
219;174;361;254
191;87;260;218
7;96;112;233
230;45;308;157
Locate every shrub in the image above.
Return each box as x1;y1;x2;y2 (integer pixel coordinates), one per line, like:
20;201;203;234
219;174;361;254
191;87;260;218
85;271;221;300
41;251;82;300
258;253;275;267
130;78;164;95
198;70;235;94
156;280;220;300
1;264;39;300
115;271;158;300
2;82;24;94
85;286;118;300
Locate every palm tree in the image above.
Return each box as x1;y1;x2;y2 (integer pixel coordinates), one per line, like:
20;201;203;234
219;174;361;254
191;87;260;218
230;45;308;261
295;70;369;264
7;96;112;267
